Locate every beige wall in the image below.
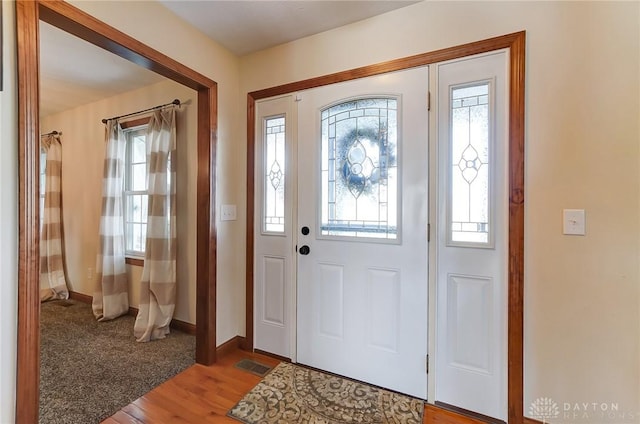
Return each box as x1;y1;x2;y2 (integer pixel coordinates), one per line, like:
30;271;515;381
239;1;640;419
0;1;17;421
41;80;198;323
70;0;245;344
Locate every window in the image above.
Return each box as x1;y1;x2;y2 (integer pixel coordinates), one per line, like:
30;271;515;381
320;97;399;239
40;148;46;230
124;126;148;257
449;82;491;245
263;115;286;233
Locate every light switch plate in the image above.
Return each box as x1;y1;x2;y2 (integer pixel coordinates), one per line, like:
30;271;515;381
563;209;585;235
221;204;237;221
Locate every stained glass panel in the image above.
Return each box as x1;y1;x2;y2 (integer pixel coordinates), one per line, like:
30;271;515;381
321;97;398;239
450;83;490;244
264;116;286;233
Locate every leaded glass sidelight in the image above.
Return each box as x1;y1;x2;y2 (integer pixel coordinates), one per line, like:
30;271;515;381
264;116;286;233
321;98;398;239
449;83;491;244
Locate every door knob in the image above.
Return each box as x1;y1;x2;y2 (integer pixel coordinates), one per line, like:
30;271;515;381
299;245;310;255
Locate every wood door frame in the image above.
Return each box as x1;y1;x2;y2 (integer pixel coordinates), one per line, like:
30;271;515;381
16;1;218;422
245;32;526;423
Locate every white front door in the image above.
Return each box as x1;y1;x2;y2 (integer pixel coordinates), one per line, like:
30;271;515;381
296;68;429;399
434;51;508;420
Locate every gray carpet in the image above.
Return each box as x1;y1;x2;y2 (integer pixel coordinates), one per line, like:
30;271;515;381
40;299;195;424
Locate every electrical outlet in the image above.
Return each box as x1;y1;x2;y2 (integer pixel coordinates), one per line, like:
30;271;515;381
87;267;94;280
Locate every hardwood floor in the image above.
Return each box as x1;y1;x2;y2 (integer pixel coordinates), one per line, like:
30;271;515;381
103;349;486;424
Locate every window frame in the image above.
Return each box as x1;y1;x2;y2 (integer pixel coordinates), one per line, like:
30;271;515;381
446;79;496;249
261;114;287;235
317;95;402;244
121;118;150;261
39;147;46;231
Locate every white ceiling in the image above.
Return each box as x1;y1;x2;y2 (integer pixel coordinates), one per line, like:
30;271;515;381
39;21;165;118
40;1;419;118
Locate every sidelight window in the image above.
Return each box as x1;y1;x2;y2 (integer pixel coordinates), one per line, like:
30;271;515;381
449;82;491;245
263;116;286;233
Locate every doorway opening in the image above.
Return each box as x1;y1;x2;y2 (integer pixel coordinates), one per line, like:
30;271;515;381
16;2;217;421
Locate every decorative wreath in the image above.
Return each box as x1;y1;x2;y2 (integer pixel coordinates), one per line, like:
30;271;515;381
337;125;395;199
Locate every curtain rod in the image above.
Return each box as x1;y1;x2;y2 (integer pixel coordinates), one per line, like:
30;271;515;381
41;130;61;137
101;99;181;124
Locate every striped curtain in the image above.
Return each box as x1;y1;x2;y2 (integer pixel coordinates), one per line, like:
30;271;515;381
93;121;129;321
134;109;177;342
40;134;69;301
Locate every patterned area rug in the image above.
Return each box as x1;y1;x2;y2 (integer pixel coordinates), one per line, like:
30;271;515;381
228;362;424;423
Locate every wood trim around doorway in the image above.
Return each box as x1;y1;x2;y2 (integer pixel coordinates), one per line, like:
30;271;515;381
245;32;526;423
16;1;218;422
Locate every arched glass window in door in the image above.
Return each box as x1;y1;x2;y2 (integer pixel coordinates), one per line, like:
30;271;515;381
320;97;398;240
